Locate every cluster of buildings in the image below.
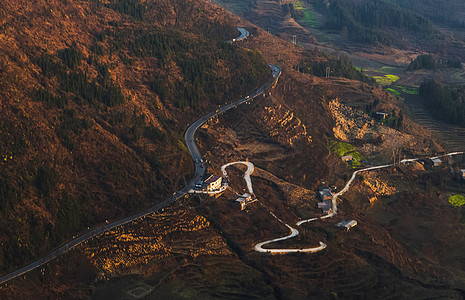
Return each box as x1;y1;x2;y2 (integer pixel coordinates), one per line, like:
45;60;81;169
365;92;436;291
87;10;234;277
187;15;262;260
195;173;257;210
318;186;358;231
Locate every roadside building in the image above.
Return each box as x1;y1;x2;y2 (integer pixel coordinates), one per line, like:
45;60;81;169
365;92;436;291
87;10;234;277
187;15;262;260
431;158;442;167
341;155;353;162
235;193;256;210
204;175;222;191
319;187;332;202
336;220;358;231
318;187;333;214
376;112;388;119
318;200;332;214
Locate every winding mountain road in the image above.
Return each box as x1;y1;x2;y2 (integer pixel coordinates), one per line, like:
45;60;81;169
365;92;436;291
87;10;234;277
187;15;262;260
185;64;281;190
221;161;254;194
227;27;250;42
255;151;464;254
0;36;281;285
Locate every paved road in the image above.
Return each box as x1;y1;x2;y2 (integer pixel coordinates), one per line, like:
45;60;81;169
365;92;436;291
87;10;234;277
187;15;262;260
185;64;281;189
227;27;250;43
221;161;254;194
0;62;281;286
254;210;327;254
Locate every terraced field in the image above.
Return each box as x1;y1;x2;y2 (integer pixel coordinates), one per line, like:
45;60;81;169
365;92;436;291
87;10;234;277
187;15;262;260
407;96;465;152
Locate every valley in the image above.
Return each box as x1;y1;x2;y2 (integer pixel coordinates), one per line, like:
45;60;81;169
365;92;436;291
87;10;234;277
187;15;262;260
1;0;465;298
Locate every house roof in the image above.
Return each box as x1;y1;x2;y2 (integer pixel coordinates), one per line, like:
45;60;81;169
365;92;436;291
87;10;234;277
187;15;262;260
337;220;357;228
204;175;221;184
319;189;332;198
236;193;252;202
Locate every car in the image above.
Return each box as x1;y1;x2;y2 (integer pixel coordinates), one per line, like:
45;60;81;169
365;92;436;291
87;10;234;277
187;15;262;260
245;96;250;99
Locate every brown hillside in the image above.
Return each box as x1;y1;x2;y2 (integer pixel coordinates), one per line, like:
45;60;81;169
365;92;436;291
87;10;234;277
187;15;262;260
0;0;270;274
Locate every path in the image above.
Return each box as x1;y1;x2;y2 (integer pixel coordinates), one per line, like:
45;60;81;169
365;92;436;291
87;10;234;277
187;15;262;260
227;27;250;42
221;161;254;194
255;152;463;254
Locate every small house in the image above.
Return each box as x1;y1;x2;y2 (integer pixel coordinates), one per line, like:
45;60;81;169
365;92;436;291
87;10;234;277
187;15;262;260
376;112;388;119
235;193;256;210
431;158;442;167
318;200;332;214
341;155;353;162
337;220;358;231
204;175;222;191
319;188;332;202
461;169;465;179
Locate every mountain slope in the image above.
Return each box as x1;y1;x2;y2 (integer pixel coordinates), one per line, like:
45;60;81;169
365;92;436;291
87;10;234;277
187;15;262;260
0;0;270;273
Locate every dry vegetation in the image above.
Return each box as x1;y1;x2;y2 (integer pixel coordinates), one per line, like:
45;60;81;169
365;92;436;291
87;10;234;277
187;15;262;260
2;0;465;298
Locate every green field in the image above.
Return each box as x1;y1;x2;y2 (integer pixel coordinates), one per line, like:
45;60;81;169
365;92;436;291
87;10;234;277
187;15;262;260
329;140;366;168
385;88;400;96
293;1;318;28
449;194;465;207
378;66;401;75
396;85;418;95
373;74;399;85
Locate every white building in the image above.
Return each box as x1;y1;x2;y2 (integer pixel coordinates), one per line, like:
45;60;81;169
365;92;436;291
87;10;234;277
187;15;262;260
431;158;442;167
204;175;222;191
337;220;358;231
341;155;353;162
235;193;256;210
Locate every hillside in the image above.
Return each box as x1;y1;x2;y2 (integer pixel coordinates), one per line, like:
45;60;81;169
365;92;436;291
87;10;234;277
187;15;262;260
0;0;270;274
2;0;465;299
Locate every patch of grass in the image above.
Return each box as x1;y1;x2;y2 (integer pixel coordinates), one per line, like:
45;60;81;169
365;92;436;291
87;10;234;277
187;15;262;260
329;140;366;168
396;85;418;95
293;1;304;9
385;88;400;96
449;194;465;207
373;74;399;86
293;1;318;28
378;66;400;75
